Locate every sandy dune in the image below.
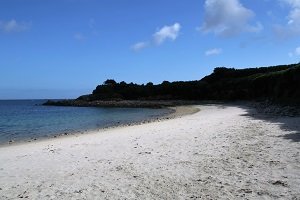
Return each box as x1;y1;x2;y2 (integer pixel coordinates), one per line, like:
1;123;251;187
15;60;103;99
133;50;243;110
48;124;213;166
0;105;299;199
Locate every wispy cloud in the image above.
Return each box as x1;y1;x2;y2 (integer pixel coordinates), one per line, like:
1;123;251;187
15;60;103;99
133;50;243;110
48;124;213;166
0;19;30;33
275;0;300;38
153;23;181;45
89;18;96;29
205;48;223;56
200;0;263;37
131;42;149;51
74;33;86;41
131;22;181;52
281;0;300;8
73;18;99;41
289;46;300;57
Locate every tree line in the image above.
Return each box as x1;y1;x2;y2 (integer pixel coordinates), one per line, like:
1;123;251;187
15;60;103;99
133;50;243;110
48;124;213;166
77;63;300;104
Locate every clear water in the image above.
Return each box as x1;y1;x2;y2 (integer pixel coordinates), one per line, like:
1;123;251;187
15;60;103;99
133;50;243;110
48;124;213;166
0;100;171;144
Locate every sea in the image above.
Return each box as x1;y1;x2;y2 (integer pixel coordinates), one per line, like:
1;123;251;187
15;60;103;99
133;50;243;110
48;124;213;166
0;100;171;145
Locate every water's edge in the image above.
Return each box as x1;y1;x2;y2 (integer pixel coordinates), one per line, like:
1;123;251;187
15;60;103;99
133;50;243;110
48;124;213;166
0;105;200;148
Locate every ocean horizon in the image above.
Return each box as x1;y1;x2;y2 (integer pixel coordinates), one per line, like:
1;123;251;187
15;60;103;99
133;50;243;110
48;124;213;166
0;100;171;145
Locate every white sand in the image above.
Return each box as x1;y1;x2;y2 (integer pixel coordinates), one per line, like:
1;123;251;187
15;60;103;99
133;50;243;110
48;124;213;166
0;104;299;199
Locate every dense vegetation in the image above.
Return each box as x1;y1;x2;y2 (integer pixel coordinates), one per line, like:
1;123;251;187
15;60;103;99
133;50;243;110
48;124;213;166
76;63;300;104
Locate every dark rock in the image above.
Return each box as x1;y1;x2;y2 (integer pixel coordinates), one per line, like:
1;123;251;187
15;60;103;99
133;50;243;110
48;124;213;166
272;180;287;187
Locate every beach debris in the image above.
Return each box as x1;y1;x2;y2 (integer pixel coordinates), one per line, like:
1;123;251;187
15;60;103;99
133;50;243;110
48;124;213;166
238;188;252;193
190;195;201;199
17;191;29;199
271;180;287;187
74;189;83;194
138;151;151;155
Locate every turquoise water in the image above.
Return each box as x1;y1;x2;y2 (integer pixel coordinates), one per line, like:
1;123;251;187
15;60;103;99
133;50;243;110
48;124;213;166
0;100;171;144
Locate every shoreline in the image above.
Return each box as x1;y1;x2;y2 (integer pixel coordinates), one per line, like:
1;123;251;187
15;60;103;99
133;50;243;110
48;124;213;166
1;104;299;199
2;100;299;148
0;105;200;148
43;99;205;108
0;104;299;199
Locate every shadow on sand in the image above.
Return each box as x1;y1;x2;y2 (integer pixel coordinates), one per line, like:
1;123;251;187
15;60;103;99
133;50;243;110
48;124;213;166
233;104;300;143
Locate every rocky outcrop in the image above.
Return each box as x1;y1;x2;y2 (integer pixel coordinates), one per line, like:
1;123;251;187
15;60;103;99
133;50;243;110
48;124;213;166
43;100;201;109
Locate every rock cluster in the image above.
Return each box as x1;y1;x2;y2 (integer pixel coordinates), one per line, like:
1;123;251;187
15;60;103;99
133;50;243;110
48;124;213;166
250;101;300;117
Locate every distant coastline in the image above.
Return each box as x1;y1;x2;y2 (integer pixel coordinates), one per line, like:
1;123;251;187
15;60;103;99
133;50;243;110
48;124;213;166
43;63;300;117
43;63;300;110
43;99;204;108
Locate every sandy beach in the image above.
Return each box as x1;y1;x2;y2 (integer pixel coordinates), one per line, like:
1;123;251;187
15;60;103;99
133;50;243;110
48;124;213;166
0;104;299;199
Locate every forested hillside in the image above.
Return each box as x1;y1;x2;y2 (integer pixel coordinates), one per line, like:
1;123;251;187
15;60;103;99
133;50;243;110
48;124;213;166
81;63;300;103
44;63;300;107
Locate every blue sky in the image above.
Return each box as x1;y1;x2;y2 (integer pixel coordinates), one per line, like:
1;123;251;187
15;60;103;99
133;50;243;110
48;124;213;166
0;0;300;99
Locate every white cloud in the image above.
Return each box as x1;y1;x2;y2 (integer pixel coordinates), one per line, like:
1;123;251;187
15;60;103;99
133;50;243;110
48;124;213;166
74;33;86;41
288;8;300;25
131;42;149;51
200;0;262;37
153;23;181;45
131;22;181;51
275;0;300;38
0;19;30;33
205;48;223;56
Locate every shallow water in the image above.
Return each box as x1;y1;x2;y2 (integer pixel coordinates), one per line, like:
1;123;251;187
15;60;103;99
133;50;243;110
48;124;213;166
0;100;170;144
